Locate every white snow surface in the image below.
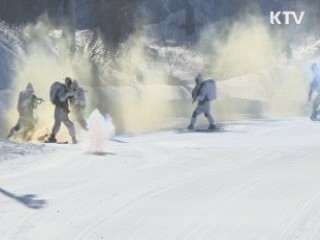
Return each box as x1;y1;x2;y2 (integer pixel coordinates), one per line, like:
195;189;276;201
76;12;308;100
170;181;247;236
1;119;320;240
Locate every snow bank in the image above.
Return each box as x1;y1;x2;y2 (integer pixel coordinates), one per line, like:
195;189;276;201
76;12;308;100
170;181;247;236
0;89;13;137
0;141;46;161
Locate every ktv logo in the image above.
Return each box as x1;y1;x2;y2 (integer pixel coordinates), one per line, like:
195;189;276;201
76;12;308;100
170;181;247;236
270;11;305;25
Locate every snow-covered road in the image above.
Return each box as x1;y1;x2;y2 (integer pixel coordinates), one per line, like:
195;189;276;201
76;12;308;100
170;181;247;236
1;119;320;240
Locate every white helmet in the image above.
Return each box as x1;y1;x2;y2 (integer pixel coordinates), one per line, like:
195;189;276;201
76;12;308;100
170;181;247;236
25;82;34;94
71;79;78;89
195;73;204;83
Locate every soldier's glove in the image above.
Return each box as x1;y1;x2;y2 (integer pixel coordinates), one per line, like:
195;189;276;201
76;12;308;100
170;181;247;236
67;91;75;97
36;98;45;104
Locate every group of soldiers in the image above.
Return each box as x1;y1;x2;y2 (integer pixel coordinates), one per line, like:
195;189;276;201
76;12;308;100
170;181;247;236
7;77;87;144
7;73;217;143
6;62;320;143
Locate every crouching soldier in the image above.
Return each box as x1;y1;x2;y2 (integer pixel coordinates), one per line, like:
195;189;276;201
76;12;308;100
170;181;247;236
188;73;217;130
7;83;44;141
308;63;320;121
70;80;88;130
47;77;77;144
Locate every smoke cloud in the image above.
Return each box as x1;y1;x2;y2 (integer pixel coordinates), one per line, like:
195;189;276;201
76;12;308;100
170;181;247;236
103;33;174;133
198;16;310;120
5;17;175;141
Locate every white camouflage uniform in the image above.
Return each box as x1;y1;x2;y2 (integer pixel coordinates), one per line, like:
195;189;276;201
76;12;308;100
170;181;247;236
188;73;216;129
48;78;76;143
7;83;39;141
70;80;88;130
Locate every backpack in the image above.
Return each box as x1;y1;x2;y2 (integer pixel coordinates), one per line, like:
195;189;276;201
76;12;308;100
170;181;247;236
50;82;64;104
204;79;217;101
195;79;217;102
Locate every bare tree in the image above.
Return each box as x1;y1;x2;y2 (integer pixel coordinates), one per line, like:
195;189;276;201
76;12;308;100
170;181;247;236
60;0;76;51
97;0;139;51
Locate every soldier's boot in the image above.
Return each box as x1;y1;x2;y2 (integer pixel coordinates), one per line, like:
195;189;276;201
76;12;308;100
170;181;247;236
72;136;77;144
187;124;194;130
47;134;57;143
208;124;217;130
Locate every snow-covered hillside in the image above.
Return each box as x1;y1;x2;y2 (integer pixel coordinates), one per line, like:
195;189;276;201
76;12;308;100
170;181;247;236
0;21;22;89
1;119;320;240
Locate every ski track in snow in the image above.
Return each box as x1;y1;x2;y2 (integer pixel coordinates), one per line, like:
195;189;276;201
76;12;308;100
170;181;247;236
1;119;320;240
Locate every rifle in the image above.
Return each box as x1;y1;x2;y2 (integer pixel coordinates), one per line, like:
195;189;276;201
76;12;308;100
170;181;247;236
35;97;45;104
192;86;199;104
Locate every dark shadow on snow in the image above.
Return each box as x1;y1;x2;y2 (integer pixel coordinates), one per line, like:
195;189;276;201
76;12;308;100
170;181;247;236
0;188;47;209
86;152;117;156
176;124;228;134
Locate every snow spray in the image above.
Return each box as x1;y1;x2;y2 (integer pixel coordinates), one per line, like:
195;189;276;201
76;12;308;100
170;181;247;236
87;109;115;154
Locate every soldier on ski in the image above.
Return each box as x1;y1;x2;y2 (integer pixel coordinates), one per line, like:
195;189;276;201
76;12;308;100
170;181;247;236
47;77;77;144
308;63;320;121
7;83;44;141
187;73;217;130
70;80;88;130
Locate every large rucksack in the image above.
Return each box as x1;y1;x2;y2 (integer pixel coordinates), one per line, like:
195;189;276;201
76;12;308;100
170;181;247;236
194;79;217;102
204;79;217;101
50;82;64;104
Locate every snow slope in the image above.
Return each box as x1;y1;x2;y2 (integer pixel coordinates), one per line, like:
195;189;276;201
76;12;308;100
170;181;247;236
1;119;320;240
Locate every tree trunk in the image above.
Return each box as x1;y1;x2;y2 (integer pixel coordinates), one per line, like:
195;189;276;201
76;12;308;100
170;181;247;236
185;0;195;37
62;0;76;50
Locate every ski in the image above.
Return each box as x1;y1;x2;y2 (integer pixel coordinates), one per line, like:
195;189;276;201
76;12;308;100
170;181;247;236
111;138;128;143
177;124;224;133
43;141;69;144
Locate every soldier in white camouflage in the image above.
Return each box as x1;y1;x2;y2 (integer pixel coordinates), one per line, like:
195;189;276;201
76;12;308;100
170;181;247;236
47;77;77;144
7;83;44;141
188;73;217;130
70;80;88;131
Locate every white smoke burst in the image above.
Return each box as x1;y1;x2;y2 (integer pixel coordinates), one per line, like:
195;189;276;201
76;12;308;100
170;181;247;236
86;109;115;154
